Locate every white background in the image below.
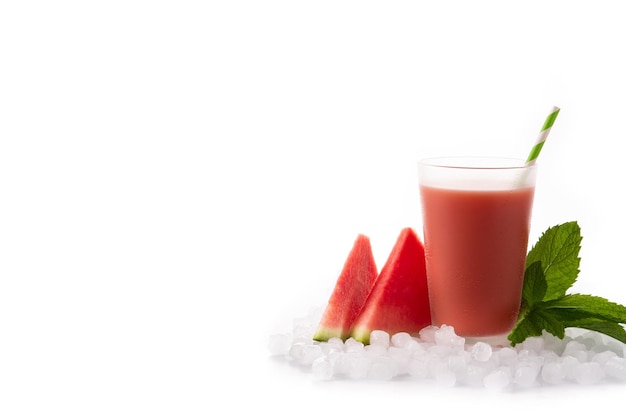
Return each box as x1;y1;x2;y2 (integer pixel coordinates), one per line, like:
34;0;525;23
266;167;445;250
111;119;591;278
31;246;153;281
2;1;625;415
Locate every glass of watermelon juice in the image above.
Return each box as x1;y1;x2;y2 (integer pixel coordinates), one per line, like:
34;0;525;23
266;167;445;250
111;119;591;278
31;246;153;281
418;157;537;340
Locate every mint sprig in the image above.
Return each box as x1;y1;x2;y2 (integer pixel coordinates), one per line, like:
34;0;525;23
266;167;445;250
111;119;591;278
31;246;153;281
524;221;582;301
508;221;626;346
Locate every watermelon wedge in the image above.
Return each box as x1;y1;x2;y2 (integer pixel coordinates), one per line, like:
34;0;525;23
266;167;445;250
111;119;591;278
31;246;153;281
312;234;378;342
349;227;431;344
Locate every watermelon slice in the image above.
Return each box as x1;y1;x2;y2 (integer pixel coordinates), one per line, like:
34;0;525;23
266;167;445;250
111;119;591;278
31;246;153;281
349;227;431;344
312;234;378;342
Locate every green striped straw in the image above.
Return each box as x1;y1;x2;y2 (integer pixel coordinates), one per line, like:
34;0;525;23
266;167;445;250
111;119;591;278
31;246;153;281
525;106;560;166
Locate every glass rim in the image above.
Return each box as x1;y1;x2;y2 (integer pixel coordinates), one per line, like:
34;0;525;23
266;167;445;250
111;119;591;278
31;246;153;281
418;156;533;170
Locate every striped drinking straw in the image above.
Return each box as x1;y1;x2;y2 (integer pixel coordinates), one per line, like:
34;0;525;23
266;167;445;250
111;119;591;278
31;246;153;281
525;106;560;166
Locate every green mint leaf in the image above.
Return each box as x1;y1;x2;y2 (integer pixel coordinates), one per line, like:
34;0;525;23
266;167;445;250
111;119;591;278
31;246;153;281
521;261;547;308
525;221;582;301
544;293;626;324
556;318;626;345
508;304;565;346
508;311;542;345
534;308;566;339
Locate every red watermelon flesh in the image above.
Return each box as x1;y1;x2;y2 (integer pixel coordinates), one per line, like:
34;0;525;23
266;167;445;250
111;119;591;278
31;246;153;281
312;234;378;342
349;227;431;344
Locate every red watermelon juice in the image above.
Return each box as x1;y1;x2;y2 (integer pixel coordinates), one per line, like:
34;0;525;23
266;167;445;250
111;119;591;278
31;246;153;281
418;157;537;339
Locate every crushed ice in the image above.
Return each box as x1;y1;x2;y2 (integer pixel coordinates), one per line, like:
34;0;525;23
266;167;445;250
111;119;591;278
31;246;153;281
268;308;626;390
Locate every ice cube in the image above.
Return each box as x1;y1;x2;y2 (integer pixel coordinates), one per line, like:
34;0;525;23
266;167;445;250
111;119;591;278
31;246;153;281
434;324;465;348
299;344;324;366
428;359;456;387
402;338;423;354
288;342;306;363
447;351;470;380
365;343;388;357
517;355;544;387
464;362;493;387
327;337;344;347
574;361;605;385
605;357;626;381
418;325;439;343
312;357;333;380
483;367;512;391
470;342;493;362
539;349;559;364
407;353;430;379
344;353;370;380
388;346;412;376
320;339;344;355
563;340;588;362
370;330;390;348
513;363;540;388
541;361;565;384
368;356;396;380
543;332;568;355
521;336;545;352
328;350;348;375
429;344;453;358
345;338;365;353
604;340;626;357
560;355;581;381
579;330;606;348
573;335;596;351
568;349;588;363
432;367;456;387
428;356;449;380
516;349;544;367
495;347;518;367
591;350;617;365
390;332;413;349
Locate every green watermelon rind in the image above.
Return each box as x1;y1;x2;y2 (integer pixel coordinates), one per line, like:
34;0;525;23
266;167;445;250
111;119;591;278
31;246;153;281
349;326;371;345
312;326;345;342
